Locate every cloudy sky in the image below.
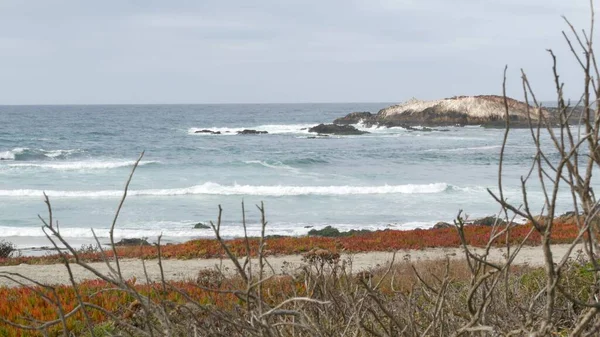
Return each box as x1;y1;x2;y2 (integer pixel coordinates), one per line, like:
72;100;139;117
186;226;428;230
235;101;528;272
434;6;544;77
0;1;592;104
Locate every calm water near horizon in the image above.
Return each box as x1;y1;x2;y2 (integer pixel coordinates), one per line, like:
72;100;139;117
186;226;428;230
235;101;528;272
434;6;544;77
0;103;580;249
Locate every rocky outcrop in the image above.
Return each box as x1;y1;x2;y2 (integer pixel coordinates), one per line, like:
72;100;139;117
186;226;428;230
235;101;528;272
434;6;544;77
333;112;373;125
333;95;549;128
195;129;221;135
433;221;453;229
193;222;210;229
237;129;268;135
308;124;368;135
468;216;507;227
115;238;151;246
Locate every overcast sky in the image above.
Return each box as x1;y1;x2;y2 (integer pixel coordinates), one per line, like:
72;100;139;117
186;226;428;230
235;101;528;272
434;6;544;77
0;1;592;104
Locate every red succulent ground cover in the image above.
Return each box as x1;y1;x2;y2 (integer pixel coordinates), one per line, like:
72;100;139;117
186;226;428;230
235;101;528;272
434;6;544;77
0;275;301;336
0;218;584;336
0;218;582;267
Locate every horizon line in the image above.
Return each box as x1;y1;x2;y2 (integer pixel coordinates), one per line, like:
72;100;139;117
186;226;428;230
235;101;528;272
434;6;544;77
0;98;563;107
0;101;399;107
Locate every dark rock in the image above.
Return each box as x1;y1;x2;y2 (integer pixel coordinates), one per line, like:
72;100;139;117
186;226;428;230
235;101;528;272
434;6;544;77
469;216;507;227
308;226;372;237
559;211;578;218
433;222;453;229
402;125;434;132
556;211;581;223
333;111;375;125
308;226;341;237
195;129;221;135
237;129;268;135
308;124;368;135
114;238;150;246
193;222;211;229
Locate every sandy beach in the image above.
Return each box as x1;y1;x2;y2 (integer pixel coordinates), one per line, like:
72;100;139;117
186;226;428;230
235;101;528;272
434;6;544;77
0;244;583;288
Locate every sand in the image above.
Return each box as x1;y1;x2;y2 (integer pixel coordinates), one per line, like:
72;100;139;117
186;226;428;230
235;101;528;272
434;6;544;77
0;244;585;288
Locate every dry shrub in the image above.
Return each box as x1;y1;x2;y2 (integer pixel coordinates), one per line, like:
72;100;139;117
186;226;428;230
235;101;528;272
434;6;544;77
195;269;224;289
0;240;16;258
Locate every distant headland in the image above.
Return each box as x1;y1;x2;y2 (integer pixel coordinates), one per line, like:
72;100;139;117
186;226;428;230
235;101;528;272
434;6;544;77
333;95;569;128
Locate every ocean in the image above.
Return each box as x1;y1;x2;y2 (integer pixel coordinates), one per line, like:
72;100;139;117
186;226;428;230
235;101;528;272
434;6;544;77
0;103;577;250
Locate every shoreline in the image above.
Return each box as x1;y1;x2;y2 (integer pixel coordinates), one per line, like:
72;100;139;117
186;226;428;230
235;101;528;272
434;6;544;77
3;216;534;257
0;244;584;288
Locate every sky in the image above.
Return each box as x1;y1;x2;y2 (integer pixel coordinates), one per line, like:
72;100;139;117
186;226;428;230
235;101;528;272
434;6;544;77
0;0;593;104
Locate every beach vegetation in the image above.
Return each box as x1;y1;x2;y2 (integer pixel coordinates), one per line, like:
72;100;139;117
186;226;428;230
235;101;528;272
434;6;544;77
0;240;16;259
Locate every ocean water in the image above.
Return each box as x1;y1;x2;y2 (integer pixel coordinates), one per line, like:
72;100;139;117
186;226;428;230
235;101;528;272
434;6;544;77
0;103;577;249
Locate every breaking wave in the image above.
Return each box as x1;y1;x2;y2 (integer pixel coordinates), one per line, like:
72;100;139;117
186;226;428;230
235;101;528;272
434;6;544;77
0;148;83;161
0;221;436;243
6;160;159;171
0;182;465;198
243;160;299;172
188;124;314;135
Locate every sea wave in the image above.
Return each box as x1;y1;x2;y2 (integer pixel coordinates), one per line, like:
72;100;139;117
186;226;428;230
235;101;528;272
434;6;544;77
424;145;536;153
0;221;442;243
188;122;439;137
285;157;329;165
188;124;314;135
352;121;445;133
442;145;503;152
243;160;299;172
0;182;460;198
0;148;84;161
6;160;159;171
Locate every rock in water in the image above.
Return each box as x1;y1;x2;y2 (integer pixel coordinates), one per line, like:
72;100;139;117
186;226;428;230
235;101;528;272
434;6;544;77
237;129;268;135
333;112;375;125
433;222;453;229
332;95;549;128
115;238;151;246
193;222;210;229
308;124;368;135
469;216;507;227
195;129;221;135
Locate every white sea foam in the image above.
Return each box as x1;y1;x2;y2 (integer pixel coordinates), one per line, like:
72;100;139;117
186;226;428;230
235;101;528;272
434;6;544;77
189;123;426;137
0;226;204;240
0;182;453;198
45;149;81;158
0;147;83;161
0;221;443;245
188;124;314;135
352;121;413;134
243;160;299;172
424;145;502;153
449;185;488;193
0;150;15;160
353;120;382;131
425;145;536;153
7;160;159;170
